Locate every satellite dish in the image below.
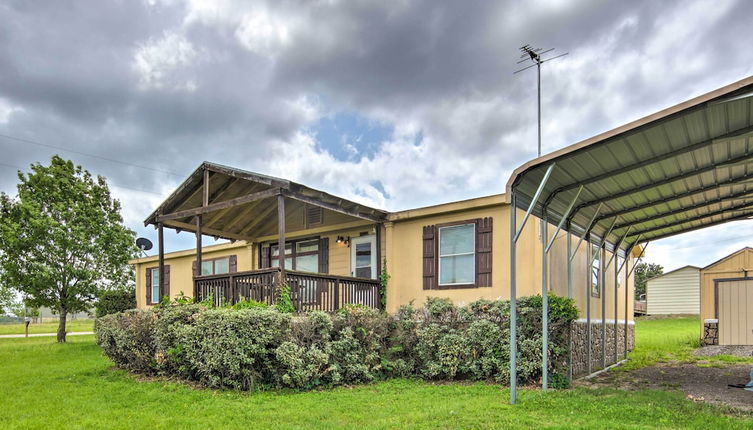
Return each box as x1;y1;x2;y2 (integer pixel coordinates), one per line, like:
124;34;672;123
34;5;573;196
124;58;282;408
136;237;153;252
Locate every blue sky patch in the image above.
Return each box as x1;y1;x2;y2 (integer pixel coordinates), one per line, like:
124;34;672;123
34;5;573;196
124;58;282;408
308;111;394;161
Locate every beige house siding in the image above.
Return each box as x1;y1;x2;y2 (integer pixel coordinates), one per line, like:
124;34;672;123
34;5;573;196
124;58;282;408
646;266;700;315
132;195;635;324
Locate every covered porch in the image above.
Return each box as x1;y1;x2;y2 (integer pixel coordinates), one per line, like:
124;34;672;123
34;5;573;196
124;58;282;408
144;162;388;311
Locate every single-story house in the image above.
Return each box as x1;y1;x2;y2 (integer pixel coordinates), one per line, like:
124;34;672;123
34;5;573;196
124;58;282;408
131;163;637;321
700;247;753;346
646;265;701;315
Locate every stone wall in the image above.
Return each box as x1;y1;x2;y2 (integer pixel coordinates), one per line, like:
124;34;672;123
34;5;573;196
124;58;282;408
701;319;719;346
571;320;635;377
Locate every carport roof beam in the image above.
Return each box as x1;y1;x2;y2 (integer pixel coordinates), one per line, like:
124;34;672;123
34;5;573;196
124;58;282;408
506;75;753;253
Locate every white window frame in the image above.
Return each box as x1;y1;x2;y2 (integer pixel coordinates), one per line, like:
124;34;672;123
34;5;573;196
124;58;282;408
438;223;476;286
150;267;160;304
350;235;377;279
591;243;601;297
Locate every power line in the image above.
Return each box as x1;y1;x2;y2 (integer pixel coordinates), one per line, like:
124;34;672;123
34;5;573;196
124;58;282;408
0;133;183;177
0;162;167;197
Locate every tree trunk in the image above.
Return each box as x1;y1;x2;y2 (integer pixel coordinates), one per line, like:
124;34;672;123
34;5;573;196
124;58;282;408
57;311;67;343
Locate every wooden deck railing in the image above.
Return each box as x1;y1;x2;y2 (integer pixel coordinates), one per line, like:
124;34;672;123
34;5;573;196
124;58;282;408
193;268;382;311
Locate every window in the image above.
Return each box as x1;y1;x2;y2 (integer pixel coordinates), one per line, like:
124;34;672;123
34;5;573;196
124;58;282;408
616;256;624;289
438;223;475;285
201;257;231;276
270;238;319;273
150;267;160;304
591;243;600;297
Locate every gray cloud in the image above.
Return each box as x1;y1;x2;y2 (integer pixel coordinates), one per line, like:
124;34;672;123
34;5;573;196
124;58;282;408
1;0;753;267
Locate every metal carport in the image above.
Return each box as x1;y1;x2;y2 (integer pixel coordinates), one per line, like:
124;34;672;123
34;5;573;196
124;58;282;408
505;75;753;403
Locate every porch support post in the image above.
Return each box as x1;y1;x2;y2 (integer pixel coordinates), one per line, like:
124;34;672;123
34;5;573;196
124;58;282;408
277;194;286;286
158;222;165;301
375;222;383;308
509;192;518;404
195;169;209;301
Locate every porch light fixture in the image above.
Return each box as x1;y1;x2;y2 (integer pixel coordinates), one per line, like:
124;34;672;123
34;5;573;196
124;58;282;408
336;235;350;246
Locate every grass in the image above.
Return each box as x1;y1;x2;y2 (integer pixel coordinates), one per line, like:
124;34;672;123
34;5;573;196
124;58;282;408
620;316;753;371
1;331;752;429
0;319;94;335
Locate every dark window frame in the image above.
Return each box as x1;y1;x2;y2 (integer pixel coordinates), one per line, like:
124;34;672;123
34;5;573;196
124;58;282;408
200;256;232;276
147;266;160;304
267;236;321;273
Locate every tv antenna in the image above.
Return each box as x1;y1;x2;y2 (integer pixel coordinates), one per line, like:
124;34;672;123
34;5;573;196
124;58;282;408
514;45;568;157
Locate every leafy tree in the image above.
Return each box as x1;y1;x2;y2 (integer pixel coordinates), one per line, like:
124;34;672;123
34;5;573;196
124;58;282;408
0;283;12;314
634;262;663;300
95;287;136;318
0;156;137;342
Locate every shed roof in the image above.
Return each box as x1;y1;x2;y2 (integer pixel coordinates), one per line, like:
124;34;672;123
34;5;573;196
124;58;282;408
506;76;753;254
646;265;701;283
701;246;753;270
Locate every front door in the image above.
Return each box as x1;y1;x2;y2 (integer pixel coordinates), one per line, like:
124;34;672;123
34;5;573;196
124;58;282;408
351;235;377;279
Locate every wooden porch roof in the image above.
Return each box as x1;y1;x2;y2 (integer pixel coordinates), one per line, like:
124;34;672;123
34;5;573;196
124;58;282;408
145;162;388;240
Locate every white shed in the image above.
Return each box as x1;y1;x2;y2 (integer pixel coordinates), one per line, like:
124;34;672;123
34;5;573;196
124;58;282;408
646;265;701;315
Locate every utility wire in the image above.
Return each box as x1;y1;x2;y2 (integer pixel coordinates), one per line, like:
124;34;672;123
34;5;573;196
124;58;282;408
0;133;183;177
0;162;167;197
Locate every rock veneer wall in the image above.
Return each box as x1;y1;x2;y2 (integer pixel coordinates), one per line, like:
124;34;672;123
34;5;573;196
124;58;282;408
701;319;719;346
571;320;635;377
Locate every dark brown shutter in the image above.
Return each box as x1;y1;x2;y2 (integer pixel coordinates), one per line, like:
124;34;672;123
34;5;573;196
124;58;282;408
318;237;329;274
475;217;492;287
260;245;270;268
192;260;198;277
146;268;152;304
163;265;171;299
422;225;437;290
229;255;237;273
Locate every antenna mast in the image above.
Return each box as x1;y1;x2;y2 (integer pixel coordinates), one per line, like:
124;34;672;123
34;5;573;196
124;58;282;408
514;45;568;157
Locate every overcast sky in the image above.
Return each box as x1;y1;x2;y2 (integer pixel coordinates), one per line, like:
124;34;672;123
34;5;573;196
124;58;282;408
2;0;753;272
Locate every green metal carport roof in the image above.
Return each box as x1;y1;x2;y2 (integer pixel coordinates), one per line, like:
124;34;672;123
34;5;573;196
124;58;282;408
507;75;753;254
504;75;753;405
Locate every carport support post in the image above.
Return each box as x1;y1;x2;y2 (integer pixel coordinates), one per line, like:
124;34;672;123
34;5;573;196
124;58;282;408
509;163;555;405
541;217;549;391
601;245;606;369
614;249;619;364
624;256;629;359
566;230;573;380
509;193;518;404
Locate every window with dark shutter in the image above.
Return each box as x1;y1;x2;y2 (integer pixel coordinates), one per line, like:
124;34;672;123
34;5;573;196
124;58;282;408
146;267;152;304
229;255;237;273
424;218;493;289
163;265;171;299
422;225;437;289
475;217;492;287
260;244;270;268
318;237;329;274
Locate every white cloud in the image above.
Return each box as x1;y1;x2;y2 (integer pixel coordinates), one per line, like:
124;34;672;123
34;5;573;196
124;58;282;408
133;31;199;90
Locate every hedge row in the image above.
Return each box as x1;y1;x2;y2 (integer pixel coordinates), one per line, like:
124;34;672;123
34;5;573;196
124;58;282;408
95;294;577;391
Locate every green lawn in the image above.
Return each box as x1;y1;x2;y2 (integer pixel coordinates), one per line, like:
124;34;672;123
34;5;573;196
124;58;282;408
621;316;753;371
0;319;94;335
1;330;751;429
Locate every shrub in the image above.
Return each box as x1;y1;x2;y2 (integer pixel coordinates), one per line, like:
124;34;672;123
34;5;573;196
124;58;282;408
95;288;136;318
275;284;295;313
178;308;292;390
95;293;579;391
94;309;156;373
